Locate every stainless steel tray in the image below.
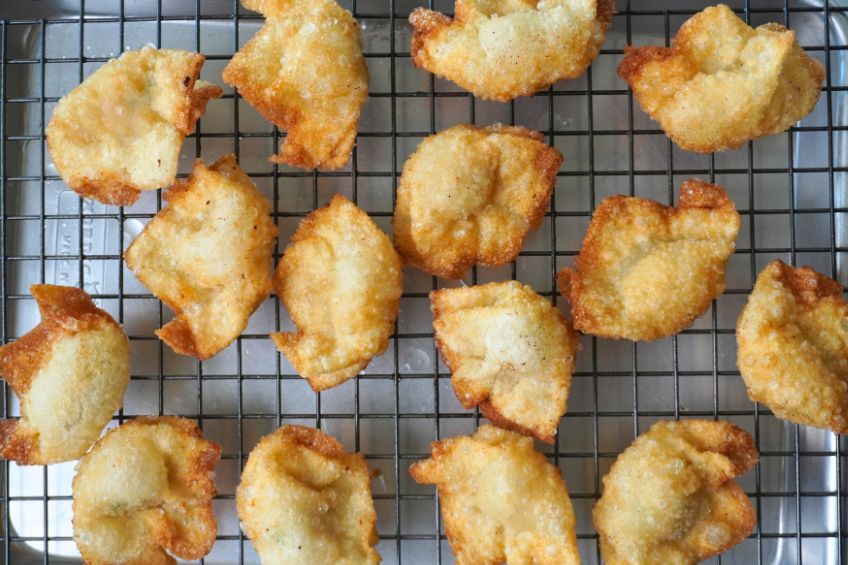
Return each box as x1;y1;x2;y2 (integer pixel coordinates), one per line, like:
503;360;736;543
1;0;846;563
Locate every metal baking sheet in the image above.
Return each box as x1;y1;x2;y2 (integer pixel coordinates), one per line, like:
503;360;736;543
1;0;846;563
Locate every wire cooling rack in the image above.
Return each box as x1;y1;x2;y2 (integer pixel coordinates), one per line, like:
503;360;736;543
0;0;847;563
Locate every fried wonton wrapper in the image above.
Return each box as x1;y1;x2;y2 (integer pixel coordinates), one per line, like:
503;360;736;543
272;195;403;391
47;46;222;206
432;281;578;442
594;419;758;565
410;0;613;101
558;179;740;341
124;154;278;360
737;261;848;433
393;124;561;279
222;0;368;170
237;425;380;564
72;417;220;565
618;4;824;153
410;425;579;565
0;285;129;465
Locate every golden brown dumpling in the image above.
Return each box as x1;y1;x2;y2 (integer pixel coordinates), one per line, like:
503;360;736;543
558;179;740;341
737;260;848;433
0;284;129;465
47;46;221;205
618;4;824;152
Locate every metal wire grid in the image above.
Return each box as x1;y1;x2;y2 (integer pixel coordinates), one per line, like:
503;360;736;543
0;0;846;563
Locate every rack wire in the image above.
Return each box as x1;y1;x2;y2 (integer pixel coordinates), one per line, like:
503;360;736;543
0;0;846;563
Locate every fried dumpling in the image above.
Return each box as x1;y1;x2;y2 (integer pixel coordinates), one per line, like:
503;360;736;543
593;419;758;565
737;260;848;433
393;124;561;279
72;416;221;565
124;154;278;360
272;195;402;391
618;4;824;152
0;284;129;465
410;0;614;100
431;281;578;443
222;0;369;169
47;46;221;206
558;179;740;341
410;425;580;565
237;425;380;564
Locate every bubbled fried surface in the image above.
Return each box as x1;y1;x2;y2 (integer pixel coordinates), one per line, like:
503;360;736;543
272;195;403;391
410;0;613;101
617;4;824;153
222;0;368;170
72;416;221;565
431;281;578;443
558;179;740;341
0;285;130;465
393;124;561;279
737;261;848;433
124;154;278;360
593;419;758;565
46;46;221;206
410;425;580;565
236;425;380;565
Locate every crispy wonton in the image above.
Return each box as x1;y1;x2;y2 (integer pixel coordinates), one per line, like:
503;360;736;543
124;154;278;360
272;195;402;391
617;4;824;153
737;261;848;433
47;46;221;206
73;416;221;565
409;0;614;101
558;179;740;341
0;285;129;465
222;0;369;169
431;281;578;443
237;425;380;564
410;424;580;565
393;124;561;279
593;419;758;565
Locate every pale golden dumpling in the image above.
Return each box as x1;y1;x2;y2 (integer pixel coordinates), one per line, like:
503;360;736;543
737;261;848;433
0;285;129;465
222;0;368;169
272;195;403;391
558;179;740;341
431;281;578;443
47;46;221;206
410;0;614;101
593;419;758;565
72;416;221;565
410;425;580;565
236;425;380;565
393;124;561;279
124;154;278;360
618;4;824;152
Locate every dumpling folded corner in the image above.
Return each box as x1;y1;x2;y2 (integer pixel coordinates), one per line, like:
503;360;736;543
124;153;278;360
272;194;403;391
222;0;369;170
236;425;381;564
617;3;824;152
593;419;758;565
46;46;222;206
558;178;740;341
0;284;130;465
431;280;579;443
393;124;562;279
737;260;848;433
72;416;221;565
410;424;580;565
409;0;614;101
